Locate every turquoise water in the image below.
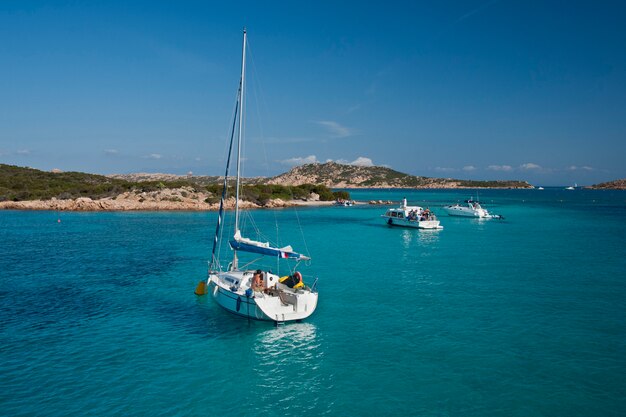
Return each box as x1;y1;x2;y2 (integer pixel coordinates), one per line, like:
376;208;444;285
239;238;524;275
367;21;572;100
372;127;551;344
1;188;625;416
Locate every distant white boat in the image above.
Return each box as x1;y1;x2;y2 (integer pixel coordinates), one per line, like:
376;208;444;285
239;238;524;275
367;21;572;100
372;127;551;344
442;198;503;219
334;199;354;206
381;198;443;229
565;183;577;190
537;187;544;190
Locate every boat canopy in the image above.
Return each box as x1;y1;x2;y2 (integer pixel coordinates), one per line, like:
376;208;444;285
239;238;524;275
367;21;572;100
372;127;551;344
229;231;311;261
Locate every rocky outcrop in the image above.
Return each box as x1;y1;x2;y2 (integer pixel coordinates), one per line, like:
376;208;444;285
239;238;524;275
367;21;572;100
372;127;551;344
0;188;331;211
588;179;626;190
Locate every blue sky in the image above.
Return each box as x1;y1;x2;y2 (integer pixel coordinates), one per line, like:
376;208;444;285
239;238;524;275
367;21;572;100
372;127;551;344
1;1;624;185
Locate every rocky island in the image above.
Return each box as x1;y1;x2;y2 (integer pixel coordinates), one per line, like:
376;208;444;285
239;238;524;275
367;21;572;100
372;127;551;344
1;162;534;211
588;179;626;190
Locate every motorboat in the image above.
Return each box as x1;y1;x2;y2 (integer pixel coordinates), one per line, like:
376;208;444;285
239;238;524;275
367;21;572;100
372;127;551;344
442;198;503;219
334;199;354;206
381;198;443;229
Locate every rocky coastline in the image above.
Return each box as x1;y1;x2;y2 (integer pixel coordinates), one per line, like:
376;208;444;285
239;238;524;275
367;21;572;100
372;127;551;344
0;185;396;211
0;187;334;212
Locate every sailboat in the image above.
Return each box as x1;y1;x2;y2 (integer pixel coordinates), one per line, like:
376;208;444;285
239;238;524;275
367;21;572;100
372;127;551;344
195;29;318;324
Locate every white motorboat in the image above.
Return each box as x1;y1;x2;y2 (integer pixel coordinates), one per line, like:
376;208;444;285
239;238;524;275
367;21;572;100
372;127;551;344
537;187;545;190
442;198;503;219
195;29;318;324
565;183;577;190
381;198;443;229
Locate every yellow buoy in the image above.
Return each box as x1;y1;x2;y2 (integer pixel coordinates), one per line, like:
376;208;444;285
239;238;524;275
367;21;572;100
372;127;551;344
194;280;207;296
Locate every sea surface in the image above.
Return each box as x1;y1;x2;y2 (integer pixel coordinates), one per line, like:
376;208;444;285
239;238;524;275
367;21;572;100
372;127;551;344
1;188;625;416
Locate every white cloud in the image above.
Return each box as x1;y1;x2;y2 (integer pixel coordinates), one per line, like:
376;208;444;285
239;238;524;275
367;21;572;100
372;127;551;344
278;155;381;169
520;162;541;170
462;165;476;171
487;164;513;172
326;156;376;167
350;157;374;167
143;153;162;159
316;120;354;138
280;155;319;166
16;149;31;155
104;149;119;155
434;167;458;173
568;165;593;171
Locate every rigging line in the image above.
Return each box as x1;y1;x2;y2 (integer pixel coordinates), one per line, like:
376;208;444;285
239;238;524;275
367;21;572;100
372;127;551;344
210;87;241;271
236;35;252;241
214;87;243;270
247;41;282;251
293;202;311;260
247;37;310;276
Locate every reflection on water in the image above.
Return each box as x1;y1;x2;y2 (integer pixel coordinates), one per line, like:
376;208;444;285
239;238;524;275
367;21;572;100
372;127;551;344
400;229;441;249
416;229;441;246
401;230;412;248
250;323;331;415
254;322;319;356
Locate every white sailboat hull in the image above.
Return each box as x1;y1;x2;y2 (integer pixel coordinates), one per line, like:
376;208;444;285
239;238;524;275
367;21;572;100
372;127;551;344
209;272;318;323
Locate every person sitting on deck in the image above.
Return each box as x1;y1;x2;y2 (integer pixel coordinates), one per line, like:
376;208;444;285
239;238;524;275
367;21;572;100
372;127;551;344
252;269;264;291
279;271;304;289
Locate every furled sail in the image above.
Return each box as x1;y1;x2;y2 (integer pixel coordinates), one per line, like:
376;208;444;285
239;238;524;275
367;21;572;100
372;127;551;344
229;230;310;261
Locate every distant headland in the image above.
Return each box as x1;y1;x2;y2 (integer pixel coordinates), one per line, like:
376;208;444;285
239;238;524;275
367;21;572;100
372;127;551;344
587;179;626;190
266;162;532;189
2;161;607;212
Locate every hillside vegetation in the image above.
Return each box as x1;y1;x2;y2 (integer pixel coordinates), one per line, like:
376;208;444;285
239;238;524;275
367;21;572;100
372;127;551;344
0;164;344;204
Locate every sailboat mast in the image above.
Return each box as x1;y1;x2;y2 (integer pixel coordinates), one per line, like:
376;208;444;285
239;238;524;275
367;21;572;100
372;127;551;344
233;28;247;270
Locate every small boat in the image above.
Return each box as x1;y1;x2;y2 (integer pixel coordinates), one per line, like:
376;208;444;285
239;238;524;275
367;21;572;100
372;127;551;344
565;183;576;190
442;198;503;219
195;29;318;324
381;198;443;229
334;199;354;206
537;187;544;190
